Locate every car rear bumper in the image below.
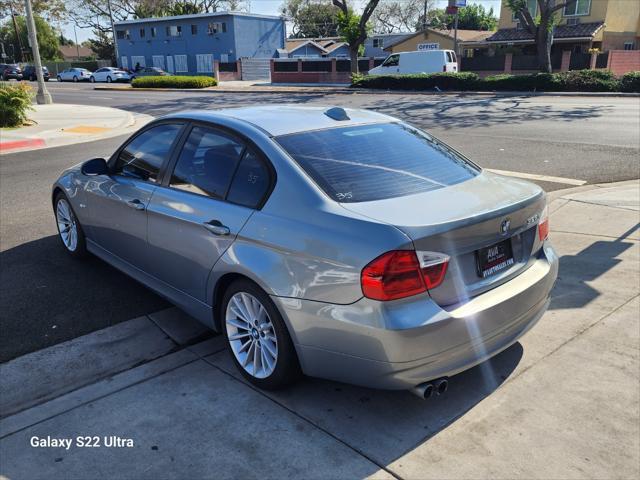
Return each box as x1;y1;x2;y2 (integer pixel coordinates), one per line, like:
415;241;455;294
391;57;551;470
273;242;558;390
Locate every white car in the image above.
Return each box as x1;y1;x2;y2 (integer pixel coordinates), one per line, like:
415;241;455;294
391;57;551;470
369;50;458;75
90;67;132;83
56;68;93;82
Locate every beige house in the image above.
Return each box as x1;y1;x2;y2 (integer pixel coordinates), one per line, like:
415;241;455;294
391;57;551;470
489;0;639;52
383;28;494;54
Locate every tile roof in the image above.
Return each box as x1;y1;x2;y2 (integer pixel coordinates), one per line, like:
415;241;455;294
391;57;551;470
384;28;495;49
486;22;605;42
59;45;93;59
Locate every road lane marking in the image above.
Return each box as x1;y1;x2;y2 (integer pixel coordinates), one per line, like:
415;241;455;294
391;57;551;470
485;168;587;186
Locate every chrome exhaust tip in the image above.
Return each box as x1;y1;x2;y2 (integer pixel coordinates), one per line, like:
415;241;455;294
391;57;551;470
410;382;434;400
434;378;448;395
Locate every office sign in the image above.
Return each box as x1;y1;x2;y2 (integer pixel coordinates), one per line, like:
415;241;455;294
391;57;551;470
448;0;467;6
417;43;440;51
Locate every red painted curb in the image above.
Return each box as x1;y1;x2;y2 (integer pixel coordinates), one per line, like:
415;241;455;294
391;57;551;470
0;138;46;152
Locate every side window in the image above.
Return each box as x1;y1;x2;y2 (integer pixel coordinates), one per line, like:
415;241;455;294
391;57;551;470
383;54;399;67
170;126;244;199
227;149;271;209
113;124;182;182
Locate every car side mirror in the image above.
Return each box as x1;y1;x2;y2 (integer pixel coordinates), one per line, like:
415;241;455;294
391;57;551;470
81;157;108;176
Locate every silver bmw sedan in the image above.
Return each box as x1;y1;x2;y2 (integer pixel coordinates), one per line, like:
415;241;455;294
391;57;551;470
52;106;558;397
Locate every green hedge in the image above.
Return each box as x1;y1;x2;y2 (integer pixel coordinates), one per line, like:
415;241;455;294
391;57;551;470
620;71;640;93
132;75;217;89
0;82;34;128
351;70;639;93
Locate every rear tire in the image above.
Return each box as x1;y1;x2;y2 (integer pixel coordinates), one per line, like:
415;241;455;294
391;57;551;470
222;279;301;390
54;192;87;258
90;76;95;83
73;76;78;82
57;75;61;82
106;76;112;83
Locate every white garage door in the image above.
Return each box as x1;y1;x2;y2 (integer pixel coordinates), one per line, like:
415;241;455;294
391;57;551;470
131;56;145;68
196;54;213;73
152;55;165;70
174;55;188;72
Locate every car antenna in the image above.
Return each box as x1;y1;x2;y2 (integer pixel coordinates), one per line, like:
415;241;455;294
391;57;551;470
324;107;350;121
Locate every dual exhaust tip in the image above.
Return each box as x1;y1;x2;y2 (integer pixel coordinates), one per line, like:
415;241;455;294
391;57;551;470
410;378;448;400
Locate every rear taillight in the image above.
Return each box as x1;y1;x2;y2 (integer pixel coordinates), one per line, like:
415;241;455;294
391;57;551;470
361;250;449;301
538;205;549;241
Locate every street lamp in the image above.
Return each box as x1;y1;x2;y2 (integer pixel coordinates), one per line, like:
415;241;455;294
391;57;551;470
23;0;52;104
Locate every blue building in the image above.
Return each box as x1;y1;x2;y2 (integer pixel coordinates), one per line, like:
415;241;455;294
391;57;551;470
114;11;285;74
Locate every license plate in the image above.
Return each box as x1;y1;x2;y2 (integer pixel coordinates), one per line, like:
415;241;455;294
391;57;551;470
476;239;514;278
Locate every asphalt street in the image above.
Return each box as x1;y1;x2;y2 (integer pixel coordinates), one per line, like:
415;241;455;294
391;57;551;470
1;81;638;361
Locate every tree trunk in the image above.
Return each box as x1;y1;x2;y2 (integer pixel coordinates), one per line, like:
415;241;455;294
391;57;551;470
536;23;553;73
349;45;359;74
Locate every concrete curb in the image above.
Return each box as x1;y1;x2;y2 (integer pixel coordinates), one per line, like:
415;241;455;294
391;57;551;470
94;85;640;97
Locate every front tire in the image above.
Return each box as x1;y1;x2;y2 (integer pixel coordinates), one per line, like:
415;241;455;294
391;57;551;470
57;75;62;82
54;192;87;258
73;76;78;82
90;76;95;83
106;76;112;83
222;279;301;390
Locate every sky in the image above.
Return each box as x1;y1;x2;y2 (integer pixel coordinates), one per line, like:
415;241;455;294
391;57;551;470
62;0;503;44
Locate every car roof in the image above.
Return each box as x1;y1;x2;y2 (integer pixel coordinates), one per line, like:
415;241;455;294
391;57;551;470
164;105;395;136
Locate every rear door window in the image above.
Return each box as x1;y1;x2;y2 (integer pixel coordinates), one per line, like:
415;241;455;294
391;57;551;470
169;126;244;199
276;123;478;203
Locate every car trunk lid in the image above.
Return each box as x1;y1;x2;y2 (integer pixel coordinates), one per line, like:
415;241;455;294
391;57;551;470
340;172;546;306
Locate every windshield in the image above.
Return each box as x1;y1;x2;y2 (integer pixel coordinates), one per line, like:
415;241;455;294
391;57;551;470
276;123;479;203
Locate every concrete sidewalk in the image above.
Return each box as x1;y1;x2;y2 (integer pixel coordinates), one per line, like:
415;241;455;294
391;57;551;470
0;181;638;479
0;104;151;155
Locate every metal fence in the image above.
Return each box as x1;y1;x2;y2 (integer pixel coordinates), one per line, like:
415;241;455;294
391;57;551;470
273;60;298;72
595;51;609;69
511;55;537;71
569;53;591;70
301;60;332;72
460;55;506;72
218;62;237;72
41;60;111;75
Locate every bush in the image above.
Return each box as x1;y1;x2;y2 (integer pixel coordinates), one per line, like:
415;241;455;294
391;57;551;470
351;69;630;92
554;69;619;92
132;75;217;89
620;71;640;93
351;72;481;91
0;82;34;128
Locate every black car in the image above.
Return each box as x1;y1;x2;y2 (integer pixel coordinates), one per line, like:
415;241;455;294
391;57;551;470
22;65;50;82
0;64;23;80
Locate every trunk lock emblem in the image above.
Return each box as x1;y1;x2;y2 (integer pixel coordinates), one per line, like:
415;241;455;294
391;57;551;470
500;219;511;236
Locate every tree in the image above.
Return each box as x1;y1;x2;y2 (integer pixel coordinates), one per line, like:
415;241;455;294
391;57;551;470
333;0;381;73
280;0;340;39
372;0;423;34
87;30;116;62
0;0;66;21
421;4;497;31
0;14;61;61
507;0;576;73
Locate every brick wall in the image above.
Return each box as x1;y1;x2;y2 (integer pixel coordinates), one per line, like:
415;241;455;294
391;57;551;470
270;59;351;84
607;50;640;76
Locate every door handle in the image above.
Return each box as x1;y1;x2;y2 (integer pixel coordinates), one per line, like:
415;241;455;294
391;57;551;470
126;199;145;211
203;220;230;236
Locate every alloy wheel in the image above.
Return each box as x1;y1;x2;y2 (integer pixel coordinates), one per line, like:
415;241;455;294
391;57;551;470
225;292;278;379
56;198;78;252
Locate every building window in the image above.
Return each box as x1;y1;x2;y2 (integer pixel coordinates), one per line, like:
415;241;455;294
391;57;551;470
564;0;590;16
174;54;188;72
151;27;157;38
166;25;182;37
152;55;165;70
131;56;146;68
139;28;145;38
512;0;537;21
624;42;635;51
196;54;213;72
207;22;226;35
191;24;198;35
373;38;383;48
116;30;130;40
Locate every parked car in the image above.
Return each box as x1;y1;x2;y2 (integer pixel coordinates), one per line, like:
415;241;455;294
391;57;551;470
130;66;169;79
369;50;458;75
0;64;23;80
51;106;557;395
90;67;132;83
56;68;92;82
21;65;50;81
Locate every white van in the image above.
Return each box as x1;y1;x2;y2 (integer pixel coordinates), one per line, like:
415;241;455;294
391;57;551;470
368;50;458;75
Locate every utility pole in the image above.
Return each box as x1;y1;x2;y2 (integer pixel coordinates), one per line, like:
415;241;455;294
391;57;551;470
107;0;120;67
423;0;428;31
73;24;80;60
11;8;25;62
23;0;52;104
453;10;459;56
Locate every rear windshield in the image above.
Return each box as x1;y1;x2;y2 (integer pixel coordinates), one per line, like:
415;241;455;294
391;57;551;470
275;123;478;203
